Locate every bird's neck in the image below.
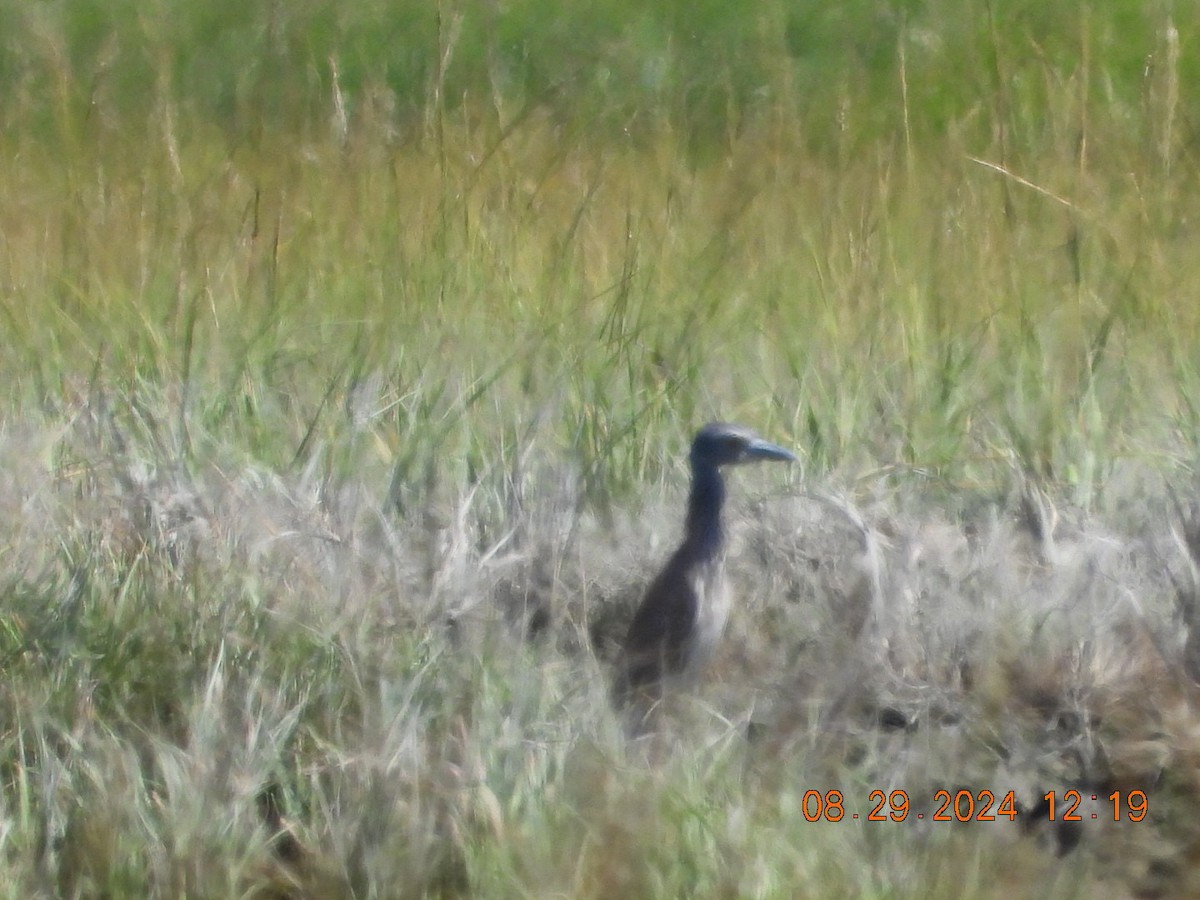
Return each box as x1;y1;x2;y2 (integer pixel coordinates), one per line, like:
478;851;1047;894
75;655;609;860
684;462;726;556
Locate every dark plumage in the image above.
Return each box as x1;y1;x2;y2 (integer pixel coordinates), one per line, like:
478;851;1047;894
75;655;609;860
615;423;796;723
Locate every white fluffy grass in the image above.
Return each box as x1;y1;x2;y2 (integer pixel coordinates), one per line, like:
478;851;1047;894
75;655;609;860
2;409;1198;898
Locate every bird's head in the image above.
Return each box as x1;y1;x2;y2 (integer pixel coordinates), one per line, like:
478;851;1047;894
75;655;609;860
689;422;797;469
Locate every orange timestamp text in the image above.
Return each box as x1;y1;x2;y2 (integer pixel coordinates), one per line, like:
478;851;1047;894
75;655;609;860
797;788;1148;823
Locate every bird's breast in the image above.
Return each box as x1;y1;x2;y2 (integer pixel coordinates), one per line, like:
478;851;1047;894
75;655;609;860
685;557;731;675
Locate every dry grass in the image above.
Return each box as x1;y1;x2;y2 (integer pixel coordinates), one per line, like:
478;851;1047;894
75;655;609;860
4;410;1200;898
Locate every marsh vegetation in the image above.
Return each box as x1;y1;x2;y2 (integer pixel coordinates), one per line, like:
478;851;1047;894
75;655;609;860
2;2;1200;897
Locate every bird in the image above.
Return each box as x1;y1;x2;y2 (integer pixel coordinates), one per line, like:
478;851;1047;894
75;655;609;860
614;422;797;727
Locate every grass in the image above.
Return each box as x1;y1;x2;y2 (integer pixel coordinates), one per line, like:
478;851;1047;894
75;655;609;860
2;1;1200;897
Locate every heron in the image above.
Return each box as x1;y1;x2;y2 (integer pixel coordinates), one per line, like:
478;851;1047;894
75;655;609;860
615;422;797;725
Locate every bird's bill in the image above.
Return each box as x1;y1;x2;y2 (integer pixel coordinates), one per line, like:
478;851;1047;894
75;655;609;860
744;438;798;463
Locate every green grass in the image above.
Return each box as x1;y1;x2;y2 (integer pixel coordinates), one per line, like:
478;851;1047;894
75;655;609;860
2;2;1200;897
